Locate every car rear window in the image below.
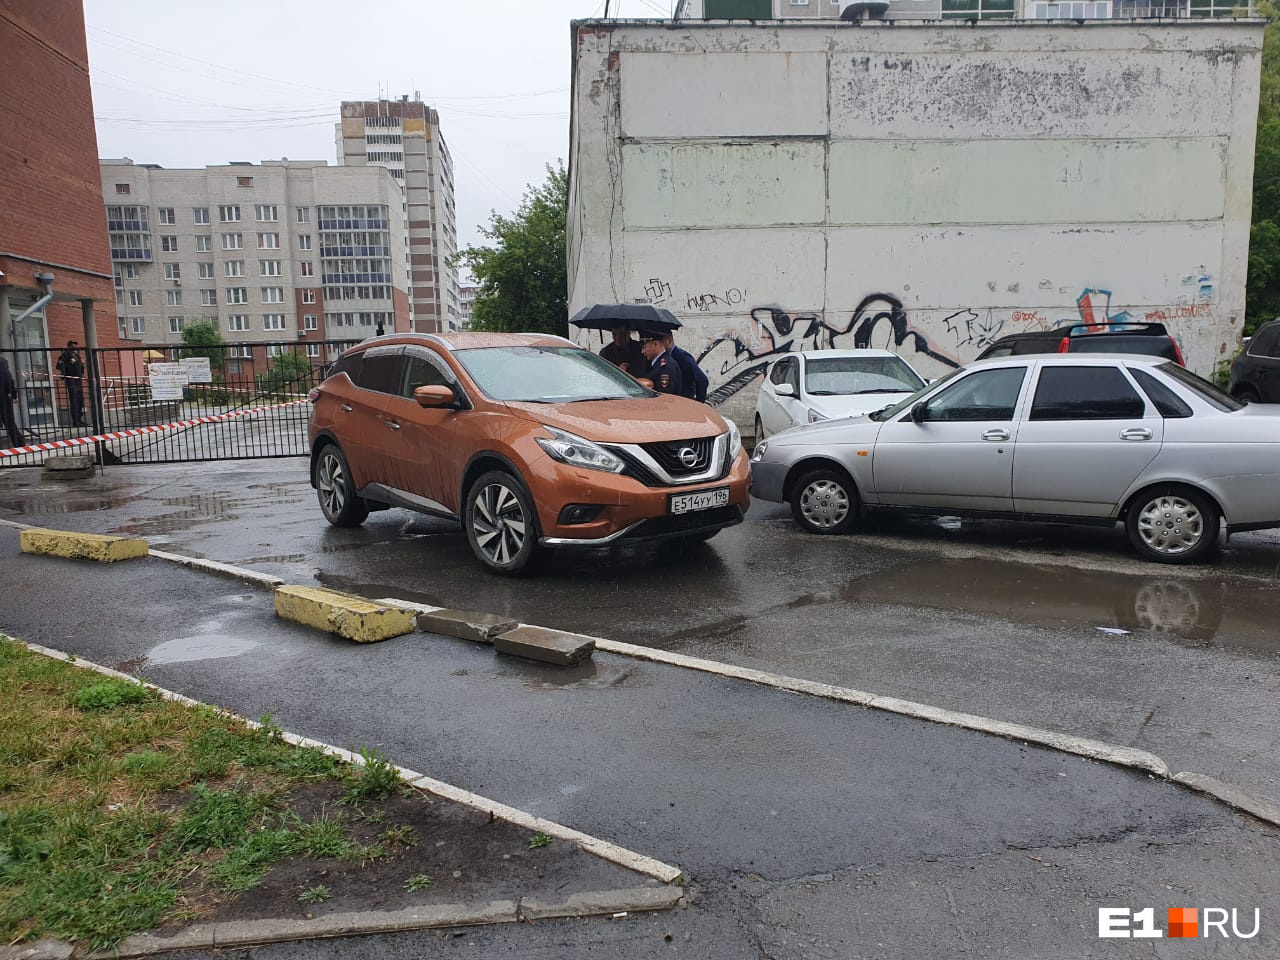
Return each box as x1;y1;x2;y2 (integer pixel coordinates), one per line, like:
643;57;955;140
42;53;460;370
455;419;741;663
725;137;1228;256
1029;366;1145;420
1156;362;1244;413
355;353;405;395
326;352;362;383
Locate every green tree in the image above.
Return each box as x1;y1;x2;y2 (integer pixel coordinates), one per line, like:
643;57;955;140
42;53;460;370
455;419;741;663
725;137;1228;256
257;350;314;396
179;317;225;376
457;163;568;336
1247;3;1280;334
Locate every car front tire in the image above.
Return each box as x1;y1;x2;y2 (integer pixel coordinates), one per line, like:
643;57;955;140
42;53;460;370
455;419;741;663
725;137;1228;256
1235;386;1261;404
1125;485;1220;564
314;444;369;528
465;470;543;576
790;467;860;535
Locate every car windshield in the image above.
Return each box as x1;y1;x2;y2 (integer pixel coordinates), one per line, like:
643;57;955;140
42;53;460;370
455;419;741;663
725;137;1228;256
867;366;963;421
1156;361;1245;412
804;356;925;396
454;345;651;403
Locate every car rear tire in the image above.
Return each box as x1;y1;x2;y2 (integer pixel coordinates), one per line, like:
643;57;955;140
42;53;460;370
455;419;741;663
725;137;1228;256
790;467;860;535
1235;386;1261;404
465;470;544;576
1125;485;1220;564
314;444;369;527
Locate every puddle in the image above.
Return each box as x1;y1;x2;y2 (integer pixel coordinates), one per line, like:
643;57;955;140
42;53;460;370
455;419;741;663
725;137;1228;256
146;634;259;664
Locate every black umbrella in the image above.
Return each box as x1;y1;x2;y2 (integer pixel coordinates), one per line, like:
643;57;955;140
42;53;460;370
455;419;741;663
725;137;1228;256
569;303;682;332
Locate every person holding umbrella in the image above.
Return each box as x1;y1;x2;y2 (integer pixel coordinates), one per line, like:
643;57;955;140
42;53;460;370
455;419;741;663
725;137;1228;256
600;321;646;375
637;328;683;396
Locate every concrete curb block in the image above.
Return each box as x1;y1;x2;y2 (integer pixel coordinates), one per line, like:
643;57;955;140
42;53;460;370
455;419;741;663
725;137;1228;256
149;549;285;588
19;527;148;563
375;597;445;617
419;608;518;644
0;939;73;960
1173;772;1280;828
274;585;417;643
519;885;684;920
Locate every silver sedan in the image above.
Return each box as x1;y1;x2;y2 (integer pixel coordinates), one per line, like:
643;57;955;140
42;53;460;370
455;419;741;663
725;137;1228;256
749;354;1280;563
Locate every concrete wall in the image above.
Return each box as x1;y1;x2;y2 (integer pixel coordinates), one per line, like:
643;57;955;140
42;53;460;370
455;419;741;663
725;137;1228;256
567;19;1264;421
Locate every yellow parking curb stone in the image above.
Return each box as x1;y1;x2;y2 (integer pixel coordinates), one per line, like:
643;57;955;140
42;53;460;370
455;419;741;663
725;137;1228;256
19;528;148;563
274;585;417;643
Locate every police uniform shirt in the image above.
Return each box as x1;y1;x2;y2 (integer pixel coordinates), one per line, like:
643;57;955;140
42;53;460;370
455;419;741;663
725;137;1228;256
670;345;708;403
649;348;684;396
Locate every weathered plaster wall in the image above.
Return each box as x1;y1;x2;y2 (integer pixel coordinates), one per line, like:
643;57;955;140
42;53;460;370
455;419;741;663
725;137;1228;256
567;20;1264;420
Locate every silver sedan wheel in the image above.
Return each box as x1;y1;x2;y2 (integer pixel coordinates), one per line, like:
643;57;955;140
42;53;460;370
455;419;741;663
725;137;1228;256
471;481;528;566
1135;494;1205;557
798;479;851;530
317;449;347;519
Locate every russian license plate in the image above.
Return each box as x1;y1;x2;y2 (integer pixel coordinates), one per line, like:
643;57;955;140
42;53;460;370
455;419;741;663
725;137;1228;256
669;486;730;515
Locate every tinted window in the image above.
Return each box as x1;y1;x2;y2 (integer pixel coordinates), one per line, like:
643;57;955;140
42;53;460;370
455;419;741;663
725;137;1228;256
920;367;1026;422
402;354;451;397
1158;361;1245;412
1130;368;1192;419
355;352;405;395
326;352;362;383
1029;366;1145;420
1249;324;1280;359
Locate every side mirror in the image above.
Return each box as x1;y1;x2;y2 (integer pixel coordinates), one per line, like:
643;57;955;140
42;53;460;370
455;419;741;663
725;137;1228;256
910;401;929;424
414;385;456;409
775;383;797;398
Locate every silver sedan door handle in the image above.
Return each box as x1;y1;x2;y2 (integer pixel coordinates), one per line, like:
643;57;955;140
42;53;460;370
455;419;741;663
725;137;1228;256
982;429;1010;441
339;403;353;413
1120;427;1152;441
386;420;401;431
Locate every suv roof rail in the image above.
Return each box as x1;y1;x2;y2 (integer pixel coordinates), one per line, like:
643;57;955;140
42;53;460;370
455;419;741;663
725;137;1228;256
1059;321;1169;338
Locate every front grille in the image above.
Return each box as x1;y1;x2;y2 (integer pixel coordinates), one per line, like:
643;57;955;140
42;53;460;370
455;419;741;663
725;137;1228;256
612;448;665;487
641;437;716;479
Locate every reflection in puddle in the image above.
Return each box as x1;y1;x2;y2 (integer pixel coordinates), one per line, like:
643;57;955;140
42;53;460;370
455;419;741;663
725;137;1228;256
146;634;258;664
520;663;640;690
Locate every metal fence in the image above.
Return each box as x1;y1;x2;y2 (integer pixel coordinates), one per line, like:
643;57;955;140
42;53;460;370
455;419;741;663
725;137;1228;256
1;340;360;468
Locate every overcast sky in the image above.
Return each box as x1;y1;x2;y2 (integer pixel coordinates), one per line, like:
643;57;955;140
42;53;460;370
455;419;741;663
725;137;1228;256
84;0;675;263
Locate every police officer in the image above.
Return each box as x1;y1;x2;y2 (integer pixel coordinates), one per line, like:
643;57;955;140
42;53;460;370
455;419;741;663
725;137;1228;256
56;339;85;427
662;331;708;403
0;355;23;446
638;329;683;396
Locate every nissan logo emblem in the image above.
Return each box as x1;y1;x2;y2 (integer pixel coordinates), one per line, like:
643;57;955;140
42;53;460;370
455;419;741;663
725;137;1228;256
677;446;700;468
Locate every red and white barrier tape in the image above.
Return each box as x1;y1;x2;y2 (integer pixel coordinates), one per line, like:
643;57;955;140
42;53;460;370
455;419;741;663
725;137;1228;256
0;399;309;459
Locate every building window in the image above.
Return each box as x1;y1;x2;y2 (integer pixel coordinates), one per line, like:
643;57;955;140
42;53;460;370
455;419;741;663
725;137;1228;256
303;314;318;330
237;176;253;187
195;235;212;252
115;183;130;195
263;313;285;331
227;288;248;305
127;290;144;306
193;207;210;225
168;316;185;333
305;343;320;358
255;204;279;222
298;234;312;251
200;289;217;306
258;232;280;249
225;260;244;278
166;290;182;306
219;205;241;223
297;207;310;224
261;287;284;304
130;316;145;334
259;259;282;277
232;344;253;358
941;0;1015;16
198;262;215;279
118;318;129;338
299;261;314;277
1029;0;1111;13
228;314;249;332
164;262;181;281
266;343;285;358
301;289;317;304
158;207;176;225
160;235;178;253
222;233;243;250
123;263;140;279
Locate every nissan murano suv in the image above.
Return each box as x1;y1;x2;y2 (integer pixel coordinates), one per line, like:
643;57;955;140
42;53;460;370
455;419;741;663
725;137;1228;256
307;333;750;575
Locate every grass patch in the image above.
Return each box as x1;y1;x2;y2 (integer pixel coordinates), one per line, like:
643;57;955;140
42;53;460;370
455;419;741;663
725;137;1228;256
0;636;408;951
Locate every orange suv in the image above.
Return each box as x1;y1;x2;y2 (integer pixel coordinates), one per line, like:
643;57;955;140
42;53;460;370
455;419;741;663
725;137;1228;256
307;332;751;574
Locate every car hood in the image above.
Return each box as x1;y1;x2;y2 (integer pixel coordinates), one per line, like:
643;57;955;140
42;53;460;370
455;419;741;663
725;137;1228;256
768;414;881;446
807;393;914;421
502;394;725;443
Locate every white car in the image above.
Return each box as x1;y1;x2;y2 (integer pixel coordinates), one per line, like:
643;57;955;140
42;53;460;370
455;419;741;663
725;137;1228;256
754;349;927;439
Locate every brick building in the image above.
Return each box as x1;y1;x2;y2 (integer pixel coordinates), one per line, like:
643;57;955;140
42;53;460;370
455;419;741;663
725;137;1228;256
1;0;120;434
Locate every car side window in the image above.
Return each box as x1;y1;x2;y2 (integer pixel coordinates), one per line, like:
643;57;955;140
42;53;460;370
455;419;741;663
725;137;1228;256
355;352;405;395
1130;368;1192;419
785;359;800;392
402;354;451;397
770;358;792;386
1029;366;1146;420
326;352;362;383
919;367;1026;422
1248;325;1280;359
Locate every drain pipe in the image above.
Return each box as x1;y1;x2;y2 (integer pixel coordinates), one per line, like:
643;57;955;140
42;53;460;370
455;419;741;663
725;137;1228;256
7;272;55;346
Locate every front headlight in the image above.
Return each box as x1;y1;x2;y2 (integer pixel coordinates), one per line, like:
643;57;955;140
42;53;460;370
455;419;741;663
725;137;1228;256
751;439;769;462
536;426;625;474
807;407;827;423
726;419;742;460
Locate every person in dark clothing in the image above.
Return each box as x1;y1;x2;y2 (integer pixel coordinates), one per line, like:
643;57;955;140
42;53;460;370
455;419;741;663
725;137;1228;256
637;329;683;397
56;339;85;427
599;323;647;376
663;331;709;403
0;355;24;447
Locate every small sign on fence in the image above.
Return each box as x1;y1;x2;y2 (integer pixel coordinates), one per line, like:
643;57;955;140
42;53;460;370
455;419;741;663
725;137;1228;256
179;357;213;383
147;362;187;401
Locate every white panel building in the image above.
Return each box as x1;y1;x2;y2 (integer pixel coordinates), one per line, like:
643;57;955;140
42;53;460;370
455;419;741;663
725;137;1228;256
567;18;1264;419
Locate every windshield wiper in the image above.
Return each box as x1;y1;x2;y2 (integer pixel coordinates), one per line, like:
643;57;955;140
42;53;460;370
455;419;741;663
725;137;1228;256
562;395;626;403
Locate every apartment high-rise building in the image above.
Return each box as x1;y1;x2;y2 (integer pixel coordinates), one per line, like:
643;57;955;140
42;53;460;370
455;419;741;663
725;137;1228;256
99;159;409;348
338;98;460;333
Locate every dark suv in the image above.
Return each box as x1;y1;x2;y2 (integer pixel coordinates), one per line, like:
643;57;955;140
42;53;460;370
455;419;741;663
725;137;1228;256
977;322;1185;364
1227;320;1280;403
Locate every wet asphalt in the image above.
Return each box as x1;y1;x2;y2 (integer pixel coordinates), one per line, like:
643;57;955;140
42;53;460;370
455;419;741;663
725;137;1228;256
2;460;1280;957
